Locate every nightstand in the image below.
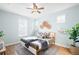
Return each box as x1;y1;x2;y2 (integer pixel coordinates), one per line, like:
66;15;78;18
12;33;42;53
44;38;55;46
48;38;55;45
49;32;56;45
0;40;6;55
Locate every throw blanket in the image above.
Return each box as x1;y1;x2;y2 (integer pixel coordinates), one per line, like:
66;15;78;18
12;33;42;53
35;39;48;49
21;39;48;49
21;39;37;48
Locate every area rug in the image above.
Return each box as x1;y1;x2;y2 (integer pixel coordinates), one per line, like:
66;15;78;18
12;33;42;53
15;43;59;55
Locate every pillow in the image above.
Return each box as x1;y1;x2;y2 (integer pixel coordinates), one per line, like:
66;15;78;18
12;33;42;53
22;36;38;40
36;32;50;39
36;32;42;38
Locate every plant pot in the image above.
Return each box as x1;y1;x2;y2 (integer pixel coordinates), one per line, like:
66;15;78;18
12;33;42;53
71;41;76;47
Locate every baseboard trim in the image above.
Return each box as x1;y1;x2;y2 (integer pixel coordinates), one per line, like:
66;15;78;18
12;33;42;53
5;41;20;47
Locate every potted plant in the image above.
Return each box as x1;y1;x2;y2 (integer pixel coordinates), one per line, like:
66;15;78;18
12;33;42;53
65;23;79;47
0;31;4;41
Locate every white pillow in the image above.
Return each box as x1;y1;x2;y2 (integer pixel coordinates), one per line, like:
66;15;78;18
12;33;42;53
22;36;38;40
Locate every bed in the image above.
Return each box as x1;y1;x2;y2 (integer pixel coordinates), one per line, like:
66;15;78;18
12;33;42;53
20;32;55;55
20;36;50;55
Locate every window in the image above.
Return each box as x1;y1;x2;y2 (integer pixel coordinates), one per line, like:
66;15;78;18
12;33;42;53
57;14;66;23
18;18;28;37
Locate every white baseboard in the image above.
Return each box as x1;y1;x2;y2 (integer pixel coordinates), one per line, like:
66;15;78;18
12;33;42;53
5;41;20;47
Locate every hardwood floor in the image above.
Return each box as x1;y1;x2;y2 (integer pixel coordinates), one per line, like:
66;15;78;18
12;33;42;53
50;45;71;55
5;43;71;55
6;44;17;55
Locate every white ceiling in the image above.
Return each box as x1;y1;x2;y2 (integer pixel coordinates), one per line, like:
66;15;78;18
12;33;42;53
0;3;78;18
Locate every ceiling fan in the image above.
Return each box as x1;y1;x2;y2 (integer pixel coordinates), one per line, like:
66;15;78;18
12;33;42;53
27;3;44;14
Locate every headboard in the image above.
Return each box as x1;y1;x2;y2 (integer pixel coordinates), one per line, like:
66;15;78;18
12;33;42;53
36;32;56;39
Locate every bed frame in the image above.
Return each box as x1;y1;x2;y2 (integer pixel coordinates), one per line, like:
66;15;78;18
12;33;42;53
21;41;41;55
20;32;56;55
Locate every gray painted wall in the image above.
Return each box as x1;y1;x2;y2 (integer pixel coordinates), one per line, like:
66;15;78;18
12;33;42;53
0;4;79;47
35;4;79;47
0;10;31;45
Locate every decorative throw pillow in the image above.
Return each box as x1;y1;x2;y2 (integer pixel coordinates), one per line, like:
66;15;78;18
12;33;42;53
36;32;50;39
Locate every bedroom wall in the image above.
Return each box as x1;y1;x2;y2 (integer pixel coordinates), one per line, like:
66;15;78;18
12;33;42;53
0;10;32;45
35;4;79;48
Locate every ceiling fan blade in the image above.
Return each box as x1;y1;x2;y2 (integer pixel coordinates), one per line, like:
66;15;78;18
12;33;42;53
37;11;41;13
31;11;35;13
27;8;32;9
38;7;44;10
33;3;38;9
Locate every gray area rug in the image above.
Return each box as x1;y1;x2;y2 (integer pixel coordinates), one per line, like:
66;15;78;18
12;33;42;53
15;43;59;55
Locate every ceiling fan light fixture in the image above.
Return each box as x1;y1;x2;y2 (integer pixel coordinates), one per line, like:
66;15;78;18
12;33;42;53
27;3;44;14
